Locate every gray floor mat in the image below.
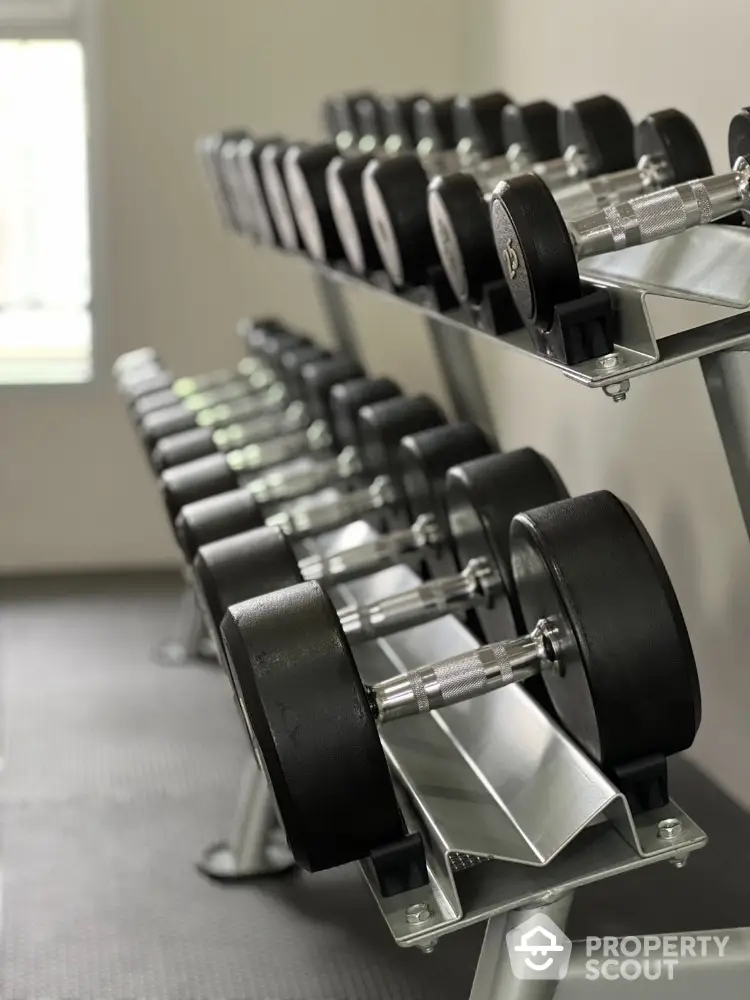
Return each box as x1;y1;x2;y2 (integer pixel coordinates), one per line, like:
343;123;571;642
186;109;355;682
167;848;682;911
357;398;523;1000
0;574;481;1000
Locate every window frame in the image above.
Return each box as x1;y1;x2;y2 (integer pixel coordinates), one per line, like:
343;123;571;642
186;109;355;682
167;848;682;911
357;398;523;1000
0;0;105;391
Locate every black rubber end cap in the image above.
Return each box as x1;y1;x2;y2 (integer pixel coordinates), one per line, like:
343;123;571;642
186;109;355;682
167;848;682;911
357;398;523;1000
176;487;265;559
560;95;634;175
330;377;401;450
501;100;561;163
123;370;174;403
160;453;238;521
414;96;456;149
490;173;580;332
327;153;381;273
285;142;345;262
133;388;181;419
635;109;712;184
152;427;217;471
453;92;514;158
429;173;500;304
140;403;197;448
363;154;435;286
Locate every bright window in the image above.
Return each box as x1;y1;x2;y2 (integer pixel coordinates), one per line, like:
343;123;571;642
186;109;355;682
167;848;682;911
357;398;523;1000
0;28;92;384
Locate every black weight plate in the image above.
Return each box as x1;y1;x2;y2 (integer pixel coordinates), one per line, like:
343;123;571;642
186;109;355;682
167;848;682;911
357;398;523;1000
501;101;561;163
357;394;446;485
194;525;302;639
279;343;331;398
380;94;429;149
327;154;382;274
414;96;456;150
511;491;701;770
221;580;405;871
300;355;364;427
354;94;386;144
140;403;197;448
259;141;302;251
176;487;265;558
160;453;238;521
560;95;634;176
329;377;401;456
362;155;436;287
152;427;217;471
446;449;568;643
635;109;712;184
727;107;750;226
397;423;492;573
124;370;175;403
453;92;513;158
242;136;284;246
285;143;345;262
428;173;500;304
491;173;580;332
241;316;295;356
133;388;181;419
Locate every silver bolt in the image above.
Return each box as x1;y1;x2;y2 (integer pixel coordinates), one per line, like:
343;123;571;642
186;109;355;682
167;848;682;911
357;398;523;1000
597;352;620;370
405;902;433;924
658;818;684;841
603;379;631;403
417;937;439;954
671;855;689;870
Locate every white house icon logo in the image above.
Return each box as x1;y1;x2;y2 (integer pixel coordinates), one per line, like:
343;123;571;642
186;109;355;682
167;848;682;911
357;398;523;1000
506;914;573;980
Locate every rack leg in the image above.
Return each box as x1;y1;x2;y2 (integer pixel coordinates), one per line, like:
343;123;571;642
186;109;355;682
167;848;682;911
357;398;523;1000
154;582;216;666
197;757;296;881
313;266;362;363
469;894;573;1000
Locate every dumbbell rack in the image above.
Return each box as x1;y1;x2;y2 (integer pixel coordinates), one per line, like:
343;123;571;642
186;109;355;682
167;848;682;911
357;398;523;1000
198;224;750;997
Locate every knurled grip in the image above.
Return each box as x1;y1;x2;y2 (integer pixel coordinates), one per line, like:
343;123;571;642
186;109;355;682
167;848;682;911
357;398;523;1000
430;642;513;709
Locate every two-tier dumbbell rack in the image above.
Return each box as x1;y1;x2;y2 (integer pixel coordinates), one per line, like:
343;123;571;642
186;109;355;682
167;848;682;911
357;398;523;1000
196;159;750;998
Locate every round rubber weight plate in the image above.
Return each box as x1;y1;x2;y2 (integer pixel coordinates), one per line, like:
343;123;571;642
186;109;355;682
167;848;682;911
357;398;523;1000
141;404;198;449
152;427;217;471
491;173;580;332
428;173;499;304
635;109;712;184
285;143;344;262
446;449;568;643
327;154;381;274
329;377;401;452
397;423;492;573
134;388;181;419
561;95;634;175
260;143;301;251
510;491;701;770
160;453;239;521
501;100;561;163
300;355;364;426
728;107;750;226
357;395;446;488
176;487;265;558
221;580;405;871
362;154;434;287
194;525;301;639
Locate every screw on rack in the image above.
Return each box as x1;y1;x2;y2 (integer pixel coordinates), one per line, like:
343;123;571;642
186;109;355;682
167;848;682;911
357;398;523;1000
417;937;439;954
405;901;434;924
603;379;631;403
597;352;620;370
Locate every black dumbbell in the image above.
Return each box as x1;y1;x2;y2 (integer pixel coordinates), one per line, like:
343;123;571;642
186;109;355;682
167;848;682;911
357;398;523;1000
491;106;750;334
433;105;710;307
362;94;559;289
171;394;448;557
134;332;328;455
194;448;561;656
221;489;701;873
196;129;258;237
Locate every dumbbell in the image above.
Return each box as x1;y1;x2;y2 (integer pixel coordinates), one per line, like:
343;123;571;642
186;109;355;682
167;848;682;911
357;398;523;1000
259;93;370;254
432;102;706;306
361;94;565;289
171;394;449;558
134;332;327;455
194;447;562;658
491;105;750;334
196;129;259;238
221;489;701;873
432;105;709;307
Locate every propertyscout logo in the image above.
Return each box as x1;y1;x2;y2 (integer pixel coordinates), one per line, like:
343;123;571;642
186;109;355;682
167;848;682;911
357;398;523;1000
506;916;729;982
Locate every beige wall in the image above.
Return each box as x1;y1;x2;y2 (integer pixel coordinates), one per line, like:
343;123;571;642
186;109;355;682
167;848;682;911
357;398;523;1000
0;0;464;573
452;0;750;805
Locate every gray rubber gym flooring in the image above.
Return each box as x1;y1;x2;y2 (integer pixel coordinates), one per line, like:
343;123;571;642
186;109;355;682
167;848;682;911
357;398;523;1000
1;573;749;1000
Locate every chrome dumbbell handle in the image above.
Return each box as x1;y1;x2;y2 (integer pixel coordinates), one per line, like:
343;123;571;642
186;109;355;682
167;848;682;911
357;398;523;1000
227;420;331;475
371;620;555;724
338;556;499;643
212;401;308;451
265;474;398;541
194;382;288;428
299;513;444;588
247;444;363;506
569;158;750;260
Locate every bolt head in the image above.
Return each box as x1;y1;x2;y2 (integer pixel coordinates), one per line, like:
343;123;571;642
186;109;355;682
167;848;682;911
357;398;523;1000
658;817;684;841
405;902;433;924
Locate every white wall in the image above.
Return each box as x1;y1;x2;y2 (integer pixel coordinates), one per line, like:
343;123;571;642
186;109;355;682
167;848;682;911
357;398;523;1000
0;0;464;573
451;0;750;805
